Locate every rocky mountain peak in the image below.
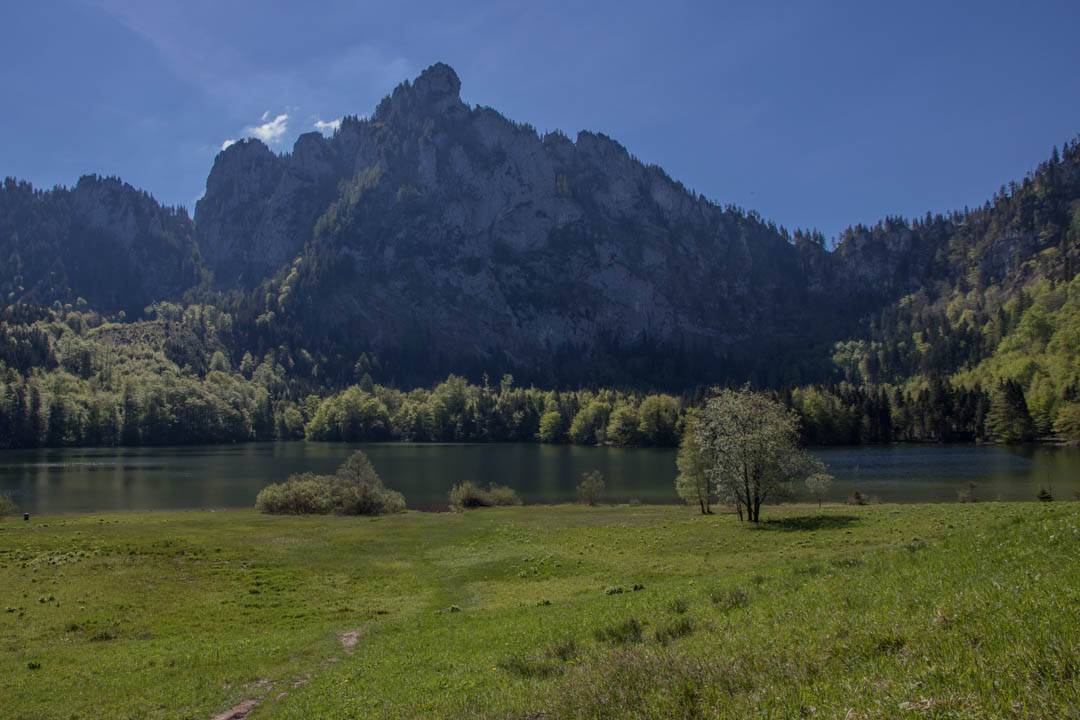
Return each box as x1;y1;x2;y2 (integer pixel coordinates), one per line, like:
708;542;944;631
413;62;461;99
375;62;465;121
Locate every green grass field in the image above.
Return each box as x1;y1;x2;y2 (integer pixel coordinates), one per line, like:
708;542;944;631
2;502;1078;719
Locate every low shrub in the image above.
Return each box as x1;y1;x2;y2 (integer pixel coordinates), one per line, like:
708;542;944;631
485;484;523;506
448;481;488;508
846;490;867;506
668;598;689;614
255;474;334;515
870;632;906;656
547;639;579;662
654;617;694;644
957;481;978;503
829;556;864;569
793;563;824;577
255;451;405;516
711;587;750;612
905;538;929;553
498;638;579;678
448;481;521;509
498;653;560;679
549;647;723;718
594;618;644;645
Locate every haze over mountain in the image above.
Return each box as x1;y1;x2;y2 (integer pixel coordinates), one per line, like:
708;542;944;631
1;63;1077;391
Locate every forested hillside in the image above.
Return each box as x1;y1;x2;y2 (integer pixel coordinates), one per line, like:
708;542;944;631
795;140;1080;444
0;176;200;315
0;63;1077;448
0;302;684;448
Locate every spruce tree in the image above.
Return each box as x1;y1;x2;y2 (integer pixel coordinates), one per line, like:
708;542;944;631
986;381;1034;443
121;384;141;446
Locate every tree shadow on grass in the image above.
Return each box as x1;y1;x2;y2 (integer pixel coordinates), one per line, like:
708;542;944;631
755;515;859;531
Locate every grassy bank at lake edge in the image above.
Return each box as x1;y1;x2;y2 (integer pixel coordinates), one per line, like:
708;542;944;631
1;502;1077;719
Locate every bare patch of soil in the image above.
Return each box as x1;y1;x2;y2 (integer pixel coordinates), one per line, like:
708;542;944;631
211;698;258;720
340;628;362;652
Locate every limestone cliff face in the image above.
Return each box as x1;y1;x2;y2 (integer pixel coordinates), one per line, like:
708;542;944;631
197;64;820;379
194;135;344;288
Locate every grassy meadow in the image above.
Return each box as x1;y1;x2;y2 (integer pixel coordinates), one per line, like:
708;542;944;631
1;502;1078;719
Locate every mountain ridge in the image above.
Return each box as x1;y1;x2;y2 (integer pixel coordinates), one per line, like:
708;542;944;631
2;62;1077;389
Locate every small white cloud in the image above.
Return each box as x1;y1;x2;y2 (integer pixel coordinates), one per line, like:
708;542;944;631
221;139;237;151
314;117;342;134
246;113;289;143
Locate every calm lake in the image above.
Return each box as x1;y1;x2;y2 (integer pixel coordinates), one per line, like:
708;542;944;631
1;442;1078;514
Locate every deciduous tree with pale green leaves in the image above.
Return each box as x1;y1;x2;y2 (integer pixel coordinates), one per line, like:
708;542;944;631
693;387;824;523
577;470;605;506
638;394;681;446
1052;402;1080;443
538;410;564;443
675;411;713;514
606;404;640;446
805;473;834;507
568;401;610;445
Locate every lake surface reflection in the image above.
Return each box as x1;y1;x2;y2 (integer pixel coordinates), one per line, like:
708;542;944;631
1;442;1077;514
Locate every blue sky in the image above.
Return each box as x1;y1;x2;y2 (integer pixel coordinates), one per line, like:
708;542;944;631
2;0;1078;240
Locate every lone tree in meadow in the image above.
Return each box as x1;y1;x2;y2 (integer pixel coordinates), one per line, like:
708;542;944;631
693;387;824;523
805;473;834;507
577;470;605;506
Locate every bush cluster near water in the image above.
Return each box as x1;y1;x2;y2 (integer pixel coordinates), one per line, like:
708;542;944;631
448;481;522;509
255;451;405;515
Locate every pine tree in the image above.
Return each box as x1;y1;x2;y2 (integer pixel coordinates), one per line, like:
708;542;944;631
121;384;141;446
46;397;66;447
0;383;12;449
986;381;1034;443
10;383;28;448
27;384;43;447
